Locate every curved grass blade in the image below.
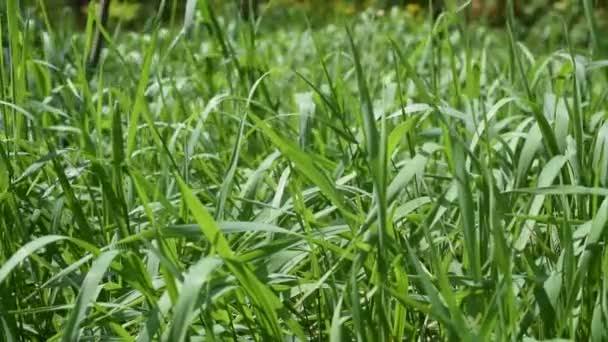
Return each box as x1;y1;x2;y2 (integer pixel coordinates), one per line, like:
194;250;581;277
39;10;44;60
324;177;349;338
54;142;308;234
248;113;360;223
126;29;158;157
216;110;247;221
176;176;286;338
165;257;222;342
507;186;608;197
0;235;69;285
515;156;568;250
61;250;121;342
570;197;608;307
329;296;344;342
176;176;233;258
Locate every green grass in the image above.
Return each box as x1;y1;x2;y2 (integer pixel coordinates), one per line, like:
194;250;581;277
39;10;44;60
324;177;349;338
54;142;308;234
2;0;608;340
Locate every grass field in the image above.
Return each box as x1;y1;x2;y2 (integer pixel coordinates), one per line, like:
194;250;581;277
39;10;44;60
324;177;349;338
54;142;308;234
1;0;608;340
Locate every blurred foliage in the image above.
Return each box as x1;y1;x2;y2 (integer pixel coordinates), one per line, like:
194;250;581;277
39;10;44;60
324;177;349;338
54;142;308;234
7;0;605;62
21;0;608;35
34;0;605;18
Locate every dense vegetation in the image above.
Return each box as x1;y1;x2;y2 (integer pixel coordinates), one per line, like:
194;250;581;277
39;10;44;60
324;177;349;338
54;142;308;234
2;0;608;340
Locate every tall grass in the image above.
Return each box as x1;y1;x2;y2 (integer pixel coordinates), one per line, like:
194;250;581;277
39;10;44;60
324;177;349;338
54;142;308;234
1;0;608;340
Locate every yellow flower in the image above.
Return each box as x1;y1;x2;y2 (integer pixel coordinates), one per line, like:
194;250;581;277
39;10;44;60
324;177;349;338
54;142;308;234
405;3;422;17
554;0;570;11
109;2;141;22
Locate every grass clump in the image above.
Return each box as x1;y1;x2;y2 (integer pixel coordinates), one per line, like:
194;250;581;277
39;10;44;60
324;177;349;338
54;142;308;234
1;1;608;340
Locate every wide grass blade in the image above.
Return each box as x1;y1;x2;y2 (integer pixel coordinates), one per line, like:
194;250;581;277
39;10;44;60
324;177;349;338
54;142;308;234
166;257;222;342
248;113;360;223
0;236;68;284
4;1;608;340
176;175;287;338
62;250;121;342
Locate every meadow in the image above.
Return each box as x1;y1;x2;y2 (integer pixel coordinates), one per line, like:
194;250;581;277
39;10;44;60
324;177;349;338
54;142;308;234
1;0;608;340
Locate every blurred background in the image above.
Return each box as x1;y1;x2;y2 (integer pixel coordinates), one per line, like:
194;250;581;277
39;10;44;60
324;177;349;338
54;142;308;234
7;0;608;65
19;0;608;30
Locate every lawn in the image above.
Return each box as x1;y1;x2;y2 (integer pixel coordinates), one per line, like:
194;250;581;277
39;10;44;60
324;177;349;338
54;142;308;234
1;0;608;340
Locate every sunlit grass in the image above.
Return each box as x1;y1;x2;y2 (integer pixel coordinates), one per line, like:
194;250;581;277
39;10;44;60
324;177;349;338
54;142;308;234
1;0;608;340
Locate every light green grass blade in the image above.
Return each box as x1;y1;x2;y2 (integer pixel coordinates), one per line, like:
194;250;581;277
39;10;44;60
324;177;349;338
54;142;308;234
126;30;158;157
0;236;68;284
215;111;247;221
515;155;568;250
176;176;233;258
329;296;344;342
248;113;360;223
62;250;121;342
176;175;286;338
166;257;222;342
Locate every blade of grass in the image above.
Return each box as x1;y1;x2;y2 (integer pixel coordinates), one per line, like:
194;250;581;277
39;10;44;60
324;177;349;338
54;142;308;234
61;249;121;342
166;257;222;342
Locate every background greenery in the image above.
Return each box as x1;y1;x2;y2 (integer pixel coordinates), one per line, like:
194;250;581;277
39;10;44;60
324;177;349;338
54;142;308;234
2;0;608;340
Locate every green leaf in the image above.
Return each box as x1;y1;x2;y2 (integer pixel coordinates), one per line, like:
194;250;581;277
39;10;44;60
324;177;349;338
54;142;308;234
176;176;233;258
248;113;360;223
62;250;121;342
166;257;222;342
0;236;68;285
